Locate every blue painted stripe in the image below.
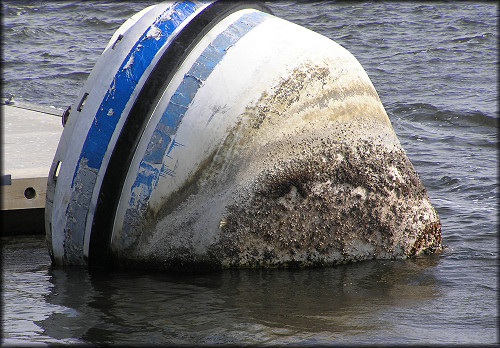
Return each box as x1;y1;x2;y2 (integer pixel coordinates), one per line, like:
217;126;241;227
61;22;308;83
72;1;199;182
125;11;268;221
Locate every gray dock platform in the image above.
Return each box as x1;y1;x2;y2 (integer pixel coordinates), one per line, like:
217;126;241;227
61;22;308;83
2;102;63;235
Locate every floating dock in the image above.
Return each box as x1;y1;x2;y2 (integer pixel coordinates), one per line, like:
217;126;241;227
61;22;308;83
1;101;63;235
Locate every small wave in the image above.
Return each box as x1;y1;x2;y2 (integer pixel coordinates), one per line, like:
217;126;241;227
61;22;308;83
4;25;63;40
79;16;118;29
47;2;81;11
410;4;438;14
388;102;498;128
2;60;26;67
436;109;498;128
456;18;490;26
389;102;438;114
442;248;498;262
3;7;26;16
438;176;461;187
308;1;338;7
2;5;43;17
53;71;89;80
3;26;34;39
40;52;64;59
377;48;448;61
337;33;355;41
425;57;447;65
446;25;460;32
26;71;89;82
353;21;396;30
450;32;495;43
8;70;88;83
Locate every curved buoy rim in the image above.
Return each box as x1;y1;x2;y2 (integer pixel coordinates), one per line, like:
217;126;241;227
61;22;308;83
87;0;272;268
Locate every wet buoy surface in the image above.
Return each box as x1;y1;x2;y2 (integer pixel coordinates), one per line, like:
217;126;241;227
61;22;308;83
46;1;441;269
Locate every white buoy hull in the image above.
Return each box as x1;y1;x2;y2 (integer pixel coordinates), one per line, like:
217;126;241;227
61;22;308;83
46;1;441;269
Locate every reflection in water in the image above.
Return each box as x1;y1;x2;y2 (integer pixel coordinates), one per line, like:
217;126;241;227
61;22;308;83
35;257;440;345
35;268;102;342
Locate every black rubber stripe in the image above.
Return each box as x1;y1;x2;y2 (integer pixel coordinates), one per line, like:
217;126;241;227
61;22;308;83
88;1;272;268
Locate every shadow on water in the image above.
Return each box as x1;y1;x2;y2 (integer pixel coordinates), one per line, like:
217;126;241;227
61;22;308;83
35;257;441;345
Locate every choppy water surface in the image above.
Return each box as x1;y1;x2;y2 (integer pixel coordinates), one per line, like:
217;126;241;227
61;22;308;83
2;1;498;345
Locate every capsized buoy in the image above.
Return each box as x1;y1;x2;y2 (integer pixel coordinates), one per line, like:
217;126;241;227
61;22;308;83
45;0;441;269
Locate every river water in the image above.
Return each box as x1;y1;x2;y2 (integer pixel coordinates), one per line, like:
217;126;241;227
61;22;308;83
2;1;498;345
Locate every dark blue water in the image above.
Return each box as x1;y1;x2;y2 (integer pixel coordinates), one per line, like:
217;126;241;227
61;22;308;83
2;1;498;345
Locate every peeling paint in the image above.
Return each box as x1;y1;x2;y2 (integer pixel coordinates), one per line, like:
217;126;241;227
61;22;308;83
115;11;269;253
123;55;134;70
146;25;162;40
48;2;203;265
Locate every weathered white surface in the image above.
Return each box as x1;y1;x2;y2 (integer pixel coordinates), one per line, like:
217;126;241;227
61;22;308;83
108;11;441;268
45;2;441;268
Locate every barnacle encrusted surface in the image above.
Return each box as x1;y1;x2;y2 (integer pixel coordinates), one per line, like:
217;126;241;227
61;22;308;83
114;62;442;270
